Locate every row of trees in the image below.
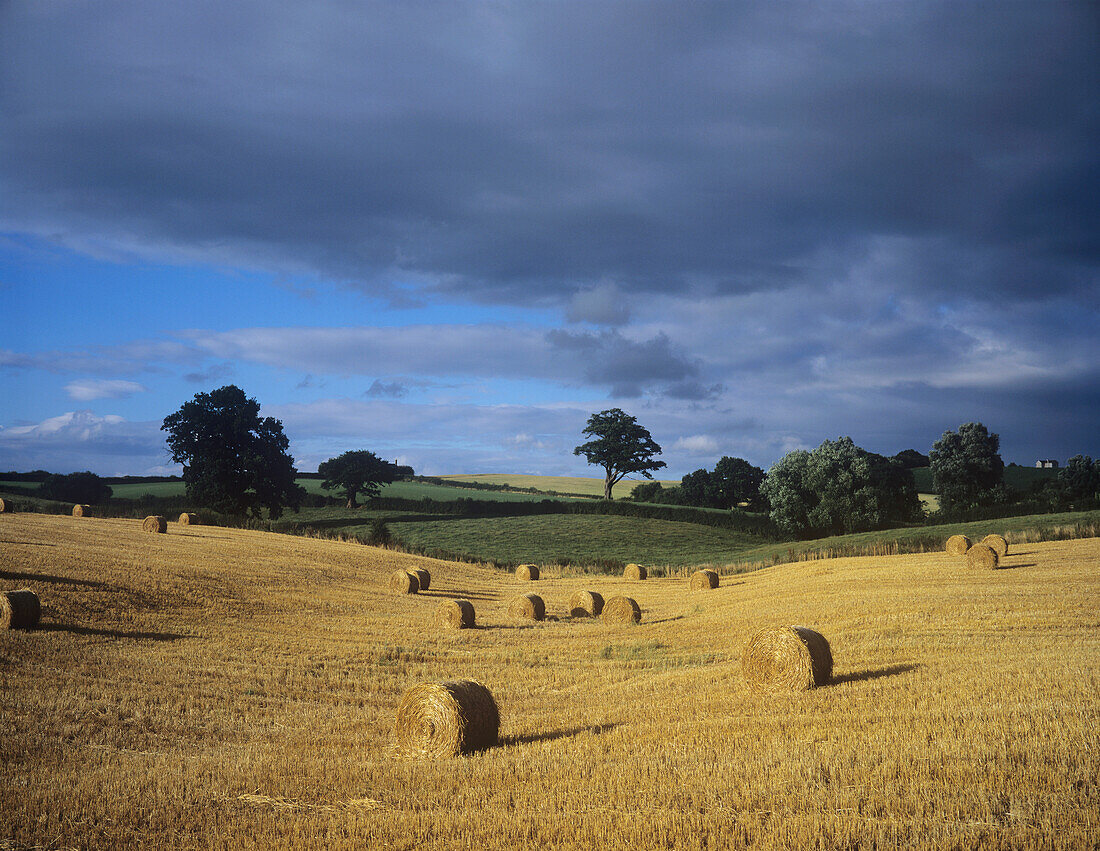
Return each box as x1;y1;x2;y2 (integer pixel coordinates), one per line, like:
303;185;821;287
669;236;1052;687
162;386;407;519
154;387;1093;540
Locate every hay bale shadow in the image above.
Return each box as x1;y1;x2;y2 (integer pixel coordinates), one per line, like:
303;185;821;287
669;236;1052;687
830;663;920;687
0;569;107;588
39;624;188;641
418;589;500;602
502;722;620;747
0;539;59;548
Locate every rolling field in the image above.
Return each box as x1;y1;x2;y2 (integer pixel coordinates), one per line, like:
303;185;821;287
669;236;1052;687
441;473;680;498
384;514;760;568
2;513;1098;849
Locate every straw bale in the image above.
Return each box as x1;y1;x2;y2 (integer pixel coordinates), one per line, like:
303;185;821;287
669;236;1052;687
568;590;604;618
945;535;971;555
741;625;833;693
980;534;1008;558
390;570;420;594
623;563;647;580
507;592;545;621
966;543;1000;570
0;498;8;512
414;568;432;591
601;595;641;624
393;679;499;757
142;515;168;534
515;564;540;581
690;569;719;590
178;513;200;525
1;588;41;630
436;599;475;629
72;504;92;518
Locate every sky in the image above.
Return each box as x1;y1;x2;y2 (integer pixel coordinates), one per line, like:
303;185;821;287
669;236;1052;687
1;1;1097;479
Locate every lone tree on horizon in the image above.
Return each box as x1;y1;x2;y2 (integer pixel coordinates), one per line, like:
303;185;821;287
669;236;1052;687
574;408;666;500
162;385;304;519
318;450;399;508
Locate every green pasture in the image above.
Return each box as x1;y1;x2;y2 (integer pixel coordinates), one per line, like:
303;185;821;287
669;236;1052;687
910;465;1058;494
386;513;759;568
440;473;679;498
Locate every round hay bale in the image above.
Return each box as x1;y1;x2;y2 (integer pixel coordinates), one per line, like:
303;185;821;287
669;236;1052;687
142;515;168;534
623;563;647;580
507;592;545;621
601;595;641;624
741;625;833;693
393;679;499;757
966;543;1000;570
980;533;1008;558
72;504;92;518
414;568;431;591
1;588;41;630
945;535;971;556
178;512;200;525
690;569;719;590
436;599;475;629
568;590;605;618
515;564;540;581
0;497;8;512
390;570;420;594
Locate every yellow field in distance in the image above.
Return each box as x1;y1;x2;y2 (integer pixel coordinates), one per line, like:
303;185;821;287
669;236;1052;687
441;472;680;497
2;513;1098;849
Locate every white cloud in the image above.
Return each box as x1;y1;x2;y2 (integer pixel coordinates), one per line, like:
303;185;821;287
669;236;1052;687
0;410;172;474
673;434;719;454
64;379;147;401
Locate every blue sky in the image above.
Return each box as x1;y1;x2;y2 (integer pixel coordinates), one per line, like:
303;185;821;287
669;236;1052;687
2;1;1097;478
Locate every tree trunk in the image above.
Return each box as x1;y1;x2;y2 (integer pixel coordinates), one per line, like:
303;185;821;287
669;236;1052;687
346;494;358;509
604;472;614;500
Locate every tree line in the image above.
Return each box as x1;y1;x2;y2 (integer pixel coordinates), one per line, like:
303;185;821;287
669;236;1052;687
19;386;1095;544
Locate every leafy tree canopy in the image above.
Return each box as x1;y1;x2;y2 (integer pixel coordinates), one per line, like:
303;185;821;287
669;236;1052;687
37;471;112;505
761;437;922;538
1057;455;1100;501
929;422;1006;513
318;450;400;508
573;408;666;500
893;449;930;469
162;385;305;519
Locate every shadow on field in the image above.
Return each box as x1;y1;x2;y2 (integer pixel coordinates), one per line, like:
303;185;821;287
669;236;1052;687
418;589;500;602
40;623;188;641
831;663;920;686
503;722;620;747
643;615;685;625
0;568;107;588
0;538;59;548
1001;562;1036;569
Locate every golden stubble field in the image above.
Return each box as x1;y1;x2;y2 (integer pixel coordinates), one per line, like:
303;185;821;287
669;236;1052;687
1;513;1098;849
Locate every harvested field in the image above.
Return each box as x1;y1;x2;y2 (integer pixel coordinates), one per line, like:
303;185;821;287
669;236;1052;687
1;513;1098;849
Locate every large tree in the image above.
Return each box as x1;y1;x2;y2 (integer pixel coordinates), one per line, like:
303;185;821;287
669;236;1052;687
573;408;666;500
761;437;922;538
318;450;399;508
1057;455;1100;502
929;422;1005;512
162;385;305;519
712;456;766;509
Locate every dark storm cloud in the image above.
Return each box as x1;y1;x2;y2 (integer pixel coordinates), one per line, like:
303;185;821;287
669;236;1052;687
2;1;1095;307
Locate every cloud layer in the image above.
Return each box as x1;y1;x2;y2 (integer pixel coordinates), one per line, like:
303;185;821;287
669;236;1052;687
1;2;1097;476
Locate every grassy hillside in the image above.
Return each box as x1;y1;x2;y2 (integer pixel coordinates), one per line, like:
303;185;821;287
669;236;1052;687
910;465;1059;494
2;513;1096;848
442;473;679;498
1;477;556;503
